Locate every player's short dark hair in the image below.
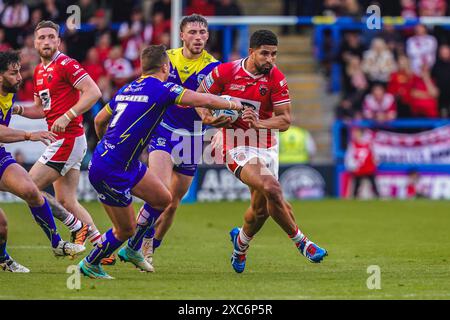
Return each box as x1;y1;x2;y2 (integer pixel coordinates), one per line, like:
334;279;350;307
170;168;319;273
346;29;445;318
35;20;60;35
141;45;168;74
0;50;20;73
250;30;278;49
180;14;208;32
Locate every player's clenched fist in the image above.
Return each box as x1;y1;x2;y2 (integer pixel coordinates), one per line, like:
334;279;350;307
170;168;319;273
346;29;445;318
51;114;71;133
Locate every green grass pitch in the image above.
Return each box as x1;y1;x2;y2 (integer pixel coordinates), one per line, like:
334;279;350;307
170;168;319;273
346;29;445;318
0;200;449;299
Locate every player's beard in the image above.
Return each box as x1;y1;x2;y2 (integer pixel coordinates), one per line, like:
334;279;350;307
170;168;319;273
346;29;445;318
2;78;21;93
255;62;273;75
39;46;57;60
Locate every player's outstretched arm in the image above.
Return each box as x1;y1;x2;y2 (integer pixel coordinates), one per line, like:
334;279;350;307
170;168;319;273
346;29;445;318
94;105;112;140
193;85;232;128
242;102;291;132
12;96;46;119
0;125;57;145
179;89;243;111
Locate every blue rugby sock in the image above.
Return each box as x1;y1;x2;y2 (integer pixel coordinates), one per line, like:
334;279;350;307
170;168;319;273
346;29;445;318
128;203;162;251
86;229;123;265
29;198;62;248
144;226;155;239
153;238;162;252
0;240;9;262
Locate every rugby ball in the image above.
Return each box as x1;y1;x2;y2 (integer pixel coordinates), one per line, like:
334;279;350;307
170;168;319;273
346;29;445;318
212;95;240;123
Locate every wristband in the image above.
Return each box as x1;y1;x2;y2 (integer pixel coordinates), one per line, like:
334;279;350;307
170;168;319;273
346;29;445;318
69;108;78;118
24;131;31;141
64;113;72;121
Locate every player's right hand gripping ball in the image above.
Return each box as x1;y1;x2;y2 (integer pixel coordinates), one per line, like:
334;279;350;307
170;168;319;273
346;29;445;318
213;95;240;123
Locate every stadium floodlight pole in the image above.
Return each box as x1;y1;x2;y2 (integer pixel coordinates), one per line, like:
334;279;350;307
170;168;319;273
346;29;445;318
171;0;182;49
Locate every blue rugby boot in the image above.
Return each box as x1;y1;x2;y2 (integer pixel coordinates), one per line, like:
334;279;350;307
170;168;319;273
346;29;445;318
298;237;328;263
229;227;247;273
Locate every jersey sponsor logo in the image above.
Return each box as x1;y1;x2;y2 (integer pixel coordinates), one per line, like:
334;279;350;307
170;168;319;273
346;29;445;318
235;152;247;162
73;69;83;77
168;71;177;79
170;84;184;95
156;137;166;147
115;94;149;103
47;67;54;72
39;89;51;111
61;58;71;66
229;84;245;91
38;69;44;74
259;84;268;96
37;79;43;85
197;74;205;86
98;193;106;201
182;65;190;74
204;73;214;89
231;97;261;113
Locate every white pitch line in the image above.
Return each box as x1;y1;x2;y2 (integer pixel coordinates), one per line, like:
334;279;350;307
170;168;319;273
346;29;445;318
8;245;49;250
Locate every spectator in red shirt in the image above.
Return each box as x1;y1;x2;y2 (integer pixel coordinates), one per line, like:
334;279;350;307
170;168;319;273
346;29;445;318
83;47;105;84
410;64;440;118
150;12;171;45
95;32;112;67
0;28;12;51
345;127;380;198
419;0;447;16
363;84;397;122
118;7;152;66
387;55;414;118
185;0;215;16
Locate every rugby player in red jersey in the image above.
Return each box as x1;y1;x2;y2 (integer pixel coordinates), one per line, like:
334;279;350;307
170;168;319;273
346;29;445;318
197;30;328;273
13;21;112;262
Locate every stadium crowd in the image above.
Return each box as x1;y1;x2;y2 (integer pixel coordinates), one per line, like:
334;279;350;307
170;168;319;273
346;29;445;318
331;1;450;122
3;0;450;159
0;0;243;158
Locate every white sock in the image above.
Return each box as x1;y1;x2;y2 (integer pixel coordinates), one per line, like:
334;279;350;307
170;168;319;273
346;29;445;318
237;228;252;252
289;226;306;247
87;228;102;246
63;214;82;233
